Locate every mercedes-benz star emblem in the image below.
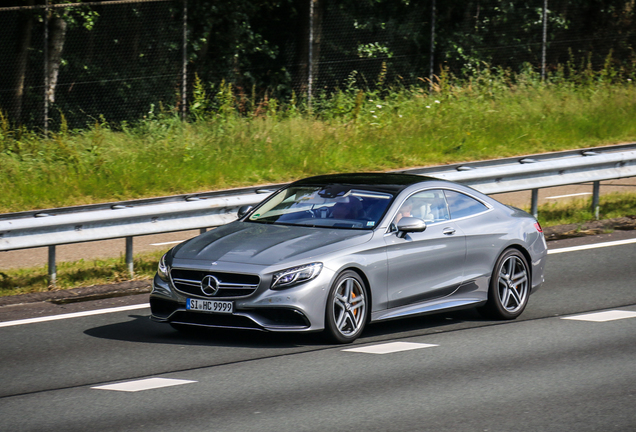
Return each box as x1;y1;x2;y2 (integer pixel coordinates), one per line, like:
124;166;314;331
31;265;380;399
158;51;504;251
200;275;220;296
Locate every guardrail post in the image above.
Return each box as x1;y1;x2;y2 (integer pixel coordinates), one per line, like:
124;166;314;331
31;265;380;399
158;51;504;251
125;236;133;278
592;181;600;220
48;245;56;287
200;228;207;234
531;189;539;219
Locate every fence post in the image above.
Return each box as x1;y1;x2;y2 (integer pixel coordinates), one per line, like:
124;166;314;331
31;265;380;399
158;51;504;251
48;245;56;287
541;0;547;81
592;181;600;220
181;0;187;120
307;0;314;109
126;236;134;278
429;0;436;90
43;0;49;135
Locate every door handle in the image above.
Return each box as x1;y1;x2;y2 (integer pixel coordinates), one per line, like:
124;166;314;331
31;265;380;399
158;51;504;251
443;227;456;235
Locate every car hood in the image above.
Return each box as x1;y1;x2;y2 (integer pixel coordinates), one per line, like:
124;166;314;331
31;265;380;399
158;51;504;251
173;221;373;266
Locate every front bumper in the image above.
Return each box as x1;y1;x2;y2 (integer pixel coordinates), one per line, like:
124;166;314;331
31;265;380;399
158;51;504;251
150;268;333;332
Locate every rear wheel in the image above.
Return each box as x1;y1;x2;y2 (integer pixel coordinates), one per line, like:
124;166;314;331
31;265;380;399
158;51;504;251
324;271;368;344
478;248;530;320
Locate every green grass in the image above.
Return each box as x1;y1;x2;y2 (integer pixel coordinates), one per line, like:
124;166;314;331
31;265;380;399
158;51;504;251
536;192;636;227
1;69;635;213
0;250;165;297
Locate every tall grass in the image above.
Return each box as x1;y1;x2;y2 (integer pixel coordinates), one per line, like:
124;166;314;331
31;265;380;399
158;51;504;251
0;250;164;297
1;64;635;213
536;192;636;227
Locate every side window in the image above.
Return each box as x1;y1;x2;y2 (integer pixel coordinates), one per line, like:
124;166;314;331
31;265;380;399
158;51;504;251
444;190;488;219
393;189;450;225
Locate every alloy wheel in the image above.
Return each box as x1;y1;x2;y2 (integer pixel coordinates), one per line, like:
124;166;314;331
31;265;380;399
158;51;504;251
497;254;529;314
332;276;366;337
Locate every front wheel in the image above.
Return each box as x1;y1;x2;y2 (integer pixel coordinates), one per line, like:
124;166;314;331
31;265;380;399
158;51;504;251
478;248;530;320
324;271;368;344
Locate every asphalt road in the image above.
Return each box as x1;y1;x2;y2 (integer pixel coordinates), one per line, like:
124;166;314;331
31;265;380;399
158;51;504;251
1;233;635;431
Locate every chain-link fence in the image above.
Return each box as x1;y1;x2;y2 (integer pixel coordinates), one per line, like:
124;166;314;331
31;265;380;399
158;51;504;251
0;0;183;131
1;0;634;131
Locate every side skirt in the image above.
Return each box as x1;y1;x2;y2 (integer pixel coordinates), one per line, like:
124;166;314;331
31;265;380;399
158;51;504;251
371;297;486;322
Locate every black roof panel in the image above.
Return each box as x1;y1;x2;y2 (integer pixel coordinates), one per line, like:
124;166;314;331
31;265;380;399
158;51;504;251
291;173;437;194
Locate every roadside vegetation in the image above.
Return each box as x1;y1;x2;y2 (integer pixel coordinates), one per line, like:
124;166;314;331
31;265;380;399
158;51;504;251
1;60;635;213
536;191;636;227
0;250;164;297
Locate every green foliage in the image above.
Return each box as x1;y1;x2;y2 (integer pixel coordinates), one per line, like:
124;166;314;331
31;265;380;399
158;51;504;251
357;42;393;59
537;193;636;228
0;251;163;297
190;74;210;121
1;65;636;213
0;109;10;143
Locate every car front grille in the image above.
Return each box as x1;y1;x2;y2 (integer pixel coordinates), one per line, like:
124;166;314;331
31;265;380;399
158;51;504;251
167;308;310;330
169;311;264;330
170;268;260;299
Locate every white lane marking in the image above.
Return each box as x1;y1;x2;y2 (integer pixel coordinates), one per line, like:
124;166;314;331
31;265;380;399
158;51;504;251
92;378;197;392
562;310;636;322
548;237;636;254
150;240;185;246
0;303;149;328
545;192;592;199
343;342;438;354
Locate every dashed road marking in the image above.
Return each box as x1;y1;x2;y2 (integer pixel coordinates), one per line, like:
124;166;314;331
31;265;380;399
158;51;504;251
343;341;438;354
92;378;197;392
548;237;636;254
0;303;149;328
562;310;636;322
545;192;592;200
150;240;186;246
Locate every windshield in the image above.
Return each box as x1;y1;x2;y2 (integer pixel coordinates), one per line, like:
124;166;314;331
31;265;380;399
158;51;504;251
248;185;394;229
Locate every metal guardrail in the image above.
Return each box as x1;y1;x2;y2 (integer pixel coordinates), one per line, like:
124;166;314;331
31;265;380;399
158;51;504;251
395;143;636;217
2;142;636;284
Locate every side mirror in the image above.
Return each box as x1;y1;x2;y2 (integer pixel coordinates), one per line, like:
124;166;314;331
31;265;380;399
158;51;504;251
396;217;427;238
238;205;254;219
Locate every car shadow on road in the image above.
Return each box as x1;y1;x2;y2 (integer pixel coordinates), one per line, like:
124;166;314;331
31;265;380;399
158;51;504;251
83;313;328;348
363;308;488;338
84;308;490;348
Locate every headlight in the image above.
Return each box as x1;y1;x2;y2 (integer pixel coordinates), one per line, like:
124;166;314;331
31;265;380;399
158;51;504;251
157;253;169;282
271;263;323;290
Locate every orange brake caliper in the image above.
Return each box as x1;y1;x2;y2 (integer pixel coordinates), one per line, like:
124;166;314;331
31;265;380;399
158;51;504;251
351;292;357;316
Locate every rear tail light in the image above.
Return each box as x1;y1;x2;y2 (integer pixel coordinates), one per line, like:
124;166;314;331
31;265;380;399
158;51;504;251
534;222;543;233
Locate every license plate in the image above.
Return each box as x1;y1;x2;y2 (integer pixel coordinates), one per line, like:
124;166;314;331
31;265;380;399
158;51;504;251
186;298;233;314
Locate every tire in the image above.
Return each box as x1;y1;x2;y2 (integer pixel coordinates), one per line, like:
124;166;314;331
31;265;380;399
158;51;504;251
478;248;530;320
324;271;369;344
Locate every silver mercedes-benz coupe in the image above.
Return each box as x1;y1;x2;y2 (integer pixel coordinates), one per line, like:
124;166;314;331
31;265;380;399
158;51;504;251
150;173;547;343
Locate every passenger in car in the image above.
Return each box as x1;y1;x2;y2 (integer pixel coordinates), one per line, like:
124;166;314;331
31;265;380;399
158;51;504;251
330;196;364;220
394;201;413;224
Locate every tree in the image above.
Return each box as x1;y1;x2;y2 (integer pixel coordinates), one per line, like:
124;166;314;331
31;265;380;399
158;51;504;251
293;0;323;97
5;0;35;124
46;11;68;104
